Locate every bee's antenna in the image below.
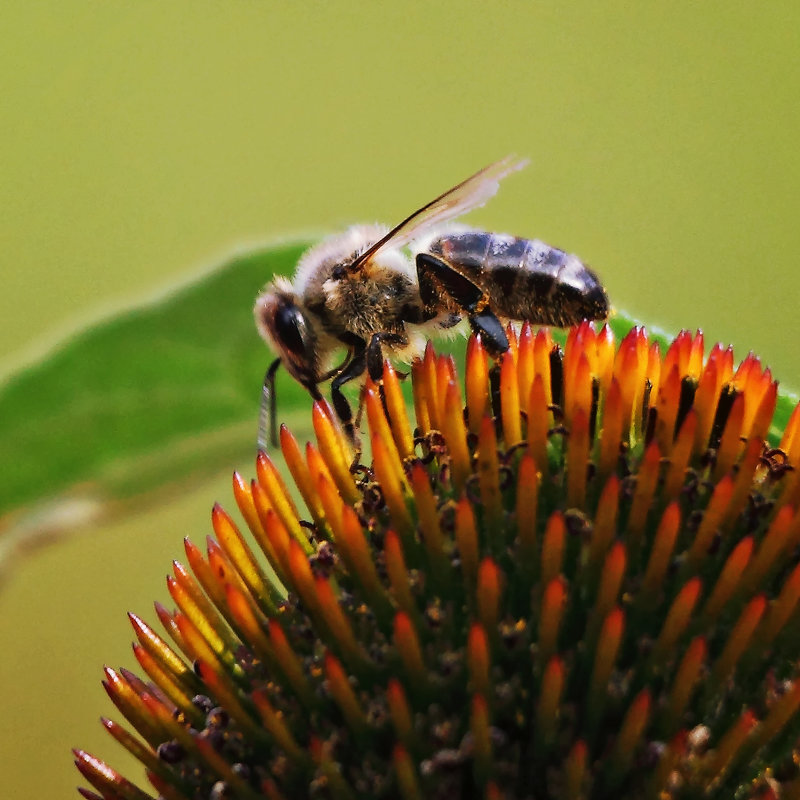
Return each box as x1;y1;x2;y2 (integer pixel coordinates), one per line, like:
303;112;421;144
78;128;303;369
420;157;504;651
258;358;282;451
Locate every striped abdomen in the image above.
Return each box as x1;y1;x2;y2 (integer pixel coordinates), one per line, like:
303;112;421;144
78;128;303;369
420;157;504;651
426;231;609;327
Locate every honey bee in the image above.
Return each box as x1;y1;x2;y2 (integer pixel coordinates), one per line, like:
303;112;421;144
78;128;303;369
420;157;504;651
254;157;609;447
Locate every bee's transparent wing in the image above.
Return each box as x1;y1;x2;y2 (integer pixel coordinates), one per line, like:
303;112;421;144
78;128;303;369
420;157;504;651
348;155;529;273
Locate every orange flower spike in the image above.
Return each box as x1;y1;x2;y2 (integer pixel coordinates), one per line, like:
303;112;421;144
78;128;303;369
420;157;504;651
587;475;620;574
688;330;705;375
566;405;590;509
714;392;745;480
632;328;652;436
99;717;164;778
471;694;492;783
663;329;690;378
655;364;681;457
386;678;413;743
704;710;758;784
225;584;275;666
132;644;201;724
613;333;640;439
608;689;651;780
250;491;291;580
712;594;767;684
382;361;415;460
466;334;489;436
441;379;471;494
384;530;417;618
411;358;432;436
532;328;554;411
211;504;277;612
455;497;479;601
563;740;588;799
652;577;702;663
393;611;427;689
538;577;567;664
515;454;539;571
178;542;229;627
467;623;491;698
536;656;566;742
477;557;503;634
595;323;616;401
685;475;734;571
410;462;447;575
206;538;253;612
477;415;504;528
540;511;566;587
749;379;777;443
740;503;795;596
663;410;697;499
279;426;326;529
779;402;800;465
365;384;408;493
750;678;800;754
723;436;764;526
311;401;360;504
517;322;534;414
73;750;150;800
251;690;307;764
371;433;414;539
500;347;522;448
506;321;519;356
167;567;234;659
315;575;368;670
393;743;423;800
593;543;626;626
587;607;624;727
101;667;165;744
596;378;624;480
232;470;264;542
154;602;187;658
286;538;322;618
324;651;367;734
526;374;550;477
701;537;754;622
760;562;800;646
435;353;457;423
266;619;315;709
128;612;198;692
665;636;707;729
422;340;441;431
645;340;662;412
339;504;394;620
692;346;724;455
626;440;661;546
256;450;307;542
173;612;227;677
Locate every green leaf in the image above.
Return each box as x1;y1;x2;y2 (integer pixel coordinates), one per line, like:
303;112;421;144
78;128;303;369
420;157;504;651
0;237;795;579
0;240;313;572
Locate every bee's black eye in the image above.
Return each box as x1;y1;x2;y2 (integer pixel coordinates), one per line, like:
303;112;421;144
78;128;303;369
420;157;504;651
274;304;309;357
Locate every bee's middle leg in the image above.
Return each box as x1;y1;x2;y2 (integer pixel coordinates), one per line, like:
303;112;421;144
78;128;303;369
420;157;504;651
416;252;509;355
366;332;408;382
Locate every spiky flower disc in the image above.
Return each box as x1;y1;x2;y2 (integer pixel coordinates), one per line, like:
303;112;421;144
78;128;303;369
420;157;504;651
77;323;800;800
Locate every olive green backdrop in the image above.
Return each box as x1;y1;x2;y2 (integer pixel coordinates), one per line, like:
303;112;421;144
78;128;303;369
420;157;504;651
2;2;799;797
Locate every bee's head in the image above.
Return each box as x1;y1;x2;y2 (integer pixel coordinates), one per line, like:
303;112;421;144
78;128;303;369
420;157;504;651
254;282;319;389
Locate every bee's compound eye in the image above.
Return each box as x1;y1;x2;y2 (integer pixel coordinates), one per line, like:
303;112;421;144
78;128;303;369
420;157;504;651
274;304;309;357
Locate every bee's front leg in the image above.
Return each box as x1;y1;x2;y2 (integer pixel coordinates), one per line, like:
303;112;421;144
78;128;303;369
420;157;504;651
330;348;367;445
416;253;509;355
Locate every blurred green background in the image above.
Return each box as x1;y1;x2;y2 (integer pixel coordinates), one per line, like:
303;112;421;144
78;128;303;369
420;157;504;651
2;2;799;797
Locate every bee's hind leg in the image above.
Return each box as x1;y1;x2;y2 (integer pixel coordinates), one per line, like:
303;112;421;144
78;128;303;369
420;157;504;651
416;252;509;356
